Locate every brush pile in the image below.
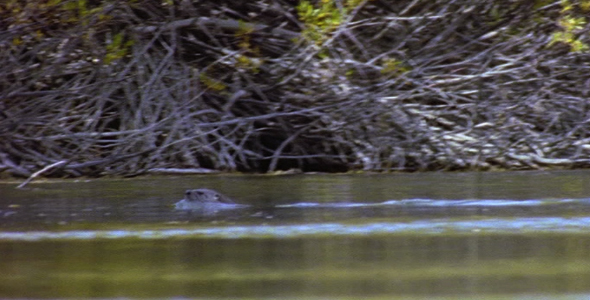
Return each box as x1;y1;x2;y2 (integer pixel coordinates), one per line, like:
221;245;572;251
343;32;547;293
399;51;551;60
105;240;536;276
1;0;590;177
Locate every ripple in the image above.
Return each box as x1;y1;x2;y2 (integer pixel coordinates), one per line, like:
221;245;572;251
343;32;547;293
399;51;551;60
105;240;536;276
277;202;369;208
393;198;582;207
277;198;587;209
2;216;590;241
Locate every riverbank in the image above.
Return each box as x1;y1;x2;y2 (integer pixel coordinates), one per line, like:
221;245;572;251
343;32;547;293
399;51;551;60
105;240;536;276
1;0;589;178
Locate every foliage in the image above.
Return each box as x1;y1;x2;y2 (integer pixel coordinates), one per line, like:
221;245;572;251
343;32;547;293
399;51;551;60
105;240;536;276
548;0;589;52
1;0;132;65
1;0;105;32
296;0;367;45
234;21;262;73
200;73;227;92
104;32;134;64
380;58;411;76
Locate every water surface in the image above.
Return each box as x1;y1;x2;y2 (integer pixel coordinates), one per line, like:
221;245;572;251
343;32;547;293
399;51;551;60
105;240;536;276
2;170;590;299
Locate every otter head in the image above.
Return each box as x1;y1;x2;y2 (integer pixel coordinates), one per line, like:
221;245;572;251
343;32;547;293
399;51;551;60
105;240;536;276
184;188;235;204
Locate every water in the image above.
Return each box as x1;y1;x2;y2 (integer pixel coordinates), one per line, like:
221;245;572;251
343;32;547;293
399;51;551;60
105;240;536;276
2;170;590;299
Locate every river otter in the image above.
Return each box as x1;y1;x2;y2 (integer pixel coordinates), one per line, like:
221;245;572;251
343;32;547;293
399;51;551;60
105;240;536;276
175;188;248;211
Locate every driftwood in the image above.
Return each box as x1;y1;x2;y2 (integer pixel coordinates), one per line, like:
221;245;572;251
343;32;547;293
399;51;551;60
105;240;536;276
1;0;590;179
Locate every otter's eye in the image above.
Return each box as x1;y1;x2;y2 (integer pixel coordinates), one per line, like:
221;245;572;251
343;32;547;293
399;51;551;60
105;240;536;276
214;194;220;200
185;191;191;196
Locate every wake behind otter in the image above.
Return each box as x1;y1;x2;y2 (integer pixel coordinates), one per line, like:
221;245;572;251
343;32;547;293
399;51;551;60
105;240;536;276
174;189;587;217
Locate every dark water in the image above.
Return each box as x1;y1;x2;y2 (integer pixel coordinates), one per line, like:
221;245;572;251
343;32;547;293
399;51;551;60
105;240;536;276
2;170;590;299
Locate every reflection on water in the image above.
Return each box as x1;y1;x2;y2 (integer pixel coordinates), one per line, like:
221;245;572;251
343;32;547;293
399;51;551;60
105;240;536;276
2;170;590;299
3;216;590;241
2;233;590;299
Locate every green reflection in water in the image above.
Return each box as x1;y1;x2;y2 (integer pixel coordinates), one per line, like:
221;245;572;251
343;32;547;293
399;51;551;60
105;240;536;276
2;234;590;298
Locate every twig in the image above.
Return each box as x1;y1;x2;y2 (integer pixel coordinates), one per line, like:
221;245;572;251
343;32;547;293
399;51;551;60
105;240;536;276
16;160;67;189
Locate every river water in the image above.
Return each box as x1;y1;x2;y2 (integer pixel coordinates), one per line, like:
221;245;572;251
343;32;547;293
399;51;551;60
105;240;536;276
2;170;590;299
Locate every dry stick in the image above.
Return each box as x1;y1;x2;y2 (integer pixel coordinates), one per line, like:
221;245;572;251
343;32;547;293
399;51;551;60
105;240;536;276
16;160;67;189
268;122;316;172
133;17;300;39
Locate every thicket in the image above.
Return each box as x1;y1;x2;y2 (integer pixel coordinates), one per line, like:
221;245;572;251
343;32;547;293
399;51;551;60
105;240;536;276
1;0;590;178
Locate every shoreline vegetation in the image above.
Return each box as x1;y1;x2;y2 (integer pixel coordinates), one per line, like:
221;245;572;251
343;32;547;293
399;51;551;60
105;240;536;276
1;0;590;180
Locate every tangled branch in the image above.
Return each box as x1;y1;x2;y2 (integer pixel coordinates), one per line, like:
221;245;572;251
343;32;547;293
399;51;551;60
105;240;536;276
1;0;590;178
